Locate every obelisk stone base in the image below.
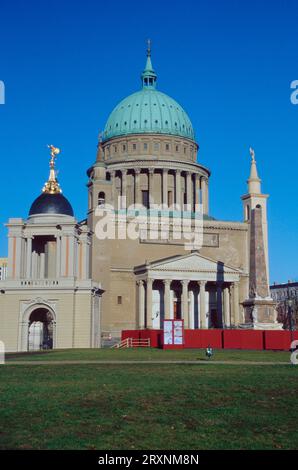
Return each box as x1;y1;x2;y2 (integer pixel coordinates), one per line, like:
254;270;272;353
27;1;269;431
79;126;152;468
242;298;283;330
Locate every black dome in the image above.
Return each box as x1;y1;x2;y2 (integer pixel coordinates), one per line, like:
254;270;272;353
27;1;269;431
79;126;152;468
29;192;74;217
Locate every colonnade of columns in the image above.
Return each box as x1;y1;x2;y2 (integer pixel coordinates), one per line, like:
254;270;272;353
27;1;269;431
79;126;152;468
137;279;240;329
17;232;90;281
109;168;209;213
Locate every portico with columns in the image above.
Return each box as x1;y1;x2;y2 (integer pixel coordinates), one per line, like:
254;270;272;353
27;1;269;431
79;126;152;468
135;252;242;330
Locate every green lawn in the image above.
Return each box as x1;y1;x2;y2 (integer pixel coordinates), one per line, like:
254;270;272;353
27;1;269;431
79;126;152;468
5;347;290;363
0;350;297;450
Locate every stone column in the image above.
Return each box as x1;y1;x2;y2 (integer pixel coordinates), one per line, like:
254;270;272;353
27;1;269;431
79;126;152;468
163;279;171;319
199;281;207;328
216;282;223;328
26;237;32;279
205;290;210;328
175;170;181;209
201;177;209;214
121;170;127;209
61;236;68;277
149;168;154;208
135;169;141;205
223;285;231;327
162;169;168;206
79;233;89;280
84;239;90;279
232;282;240;326
11;236;22;279
40;253;45;279
186;172;192;209
195;174;200;208
68;235;75;277
138;280;145;329
181;280;189;328
31;251;37;279
56;235;61;278
146;278;153;329
7;236;15;279
110;170;117;208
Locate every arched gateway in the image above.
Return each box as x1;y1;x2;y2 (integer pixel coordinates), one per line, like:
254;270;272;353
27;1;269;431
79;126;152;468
28;308;55;351
19;304;56;352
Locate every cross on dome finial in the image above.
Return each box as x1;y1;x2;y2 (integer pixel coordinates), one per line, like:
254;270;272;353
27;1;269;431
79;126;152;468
147;38;151;57
142;39;157;89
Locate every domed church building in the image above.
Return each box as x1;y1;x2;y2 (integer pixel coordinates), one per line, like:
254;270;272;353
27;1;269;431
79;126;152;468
0;48;281;351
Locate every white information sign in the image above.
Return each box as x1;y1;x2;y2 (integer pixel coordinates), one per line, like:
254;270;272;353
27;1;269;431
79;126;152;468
163;320;184;346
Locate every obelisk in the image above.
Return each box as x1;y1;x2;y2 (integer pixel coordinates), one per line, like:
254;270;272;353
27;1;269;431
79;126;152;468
243;205;282;329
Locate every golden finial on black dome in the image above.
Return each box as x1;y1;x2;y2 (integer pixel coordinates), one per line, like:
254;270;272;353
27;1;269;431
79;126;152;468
42;144;62;194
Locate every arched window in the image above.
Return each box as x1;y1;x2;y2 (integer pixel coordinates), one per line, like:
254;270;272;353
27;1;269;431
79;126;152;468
98;192;105;206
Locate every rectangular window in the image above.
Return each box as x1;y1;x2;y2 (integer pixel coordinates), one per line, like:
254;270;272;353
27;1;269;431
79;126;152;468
133;143;137;151
142;190;149;209
122;144;126;152
114;146;117;153
117;296;122;305
165;144;170;151
176;145;179;152
154;142;159;151
168;190;173;206
144;143;148;150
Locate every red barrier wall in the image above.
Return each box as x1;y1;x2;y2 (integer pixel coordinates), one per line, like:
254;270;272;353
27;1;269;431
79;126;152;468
121;329;163;347
121;329;298;350
121;330;140;341
223;330;264;350
264;330;298;351
184;329;223;348
139;329;163;348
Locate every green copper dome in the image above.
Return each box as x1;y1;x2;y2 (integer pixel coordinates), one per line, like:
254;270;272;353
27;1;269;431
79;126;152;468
102;48;195;142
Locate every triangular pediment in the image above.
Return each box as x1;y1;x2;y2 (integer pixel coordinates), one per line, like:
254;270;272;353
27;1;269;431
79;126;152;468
135;252;242;275
150;252;241;274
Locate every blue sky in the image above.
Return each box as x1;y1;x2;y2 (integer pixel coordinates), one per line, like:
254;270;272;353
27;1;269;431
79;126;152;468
0;0;297;283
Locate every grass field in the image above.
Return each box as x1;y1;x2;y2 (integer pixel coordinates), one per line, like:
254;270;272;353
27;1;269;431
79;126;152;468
5;347;291;362
1;349;297;450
